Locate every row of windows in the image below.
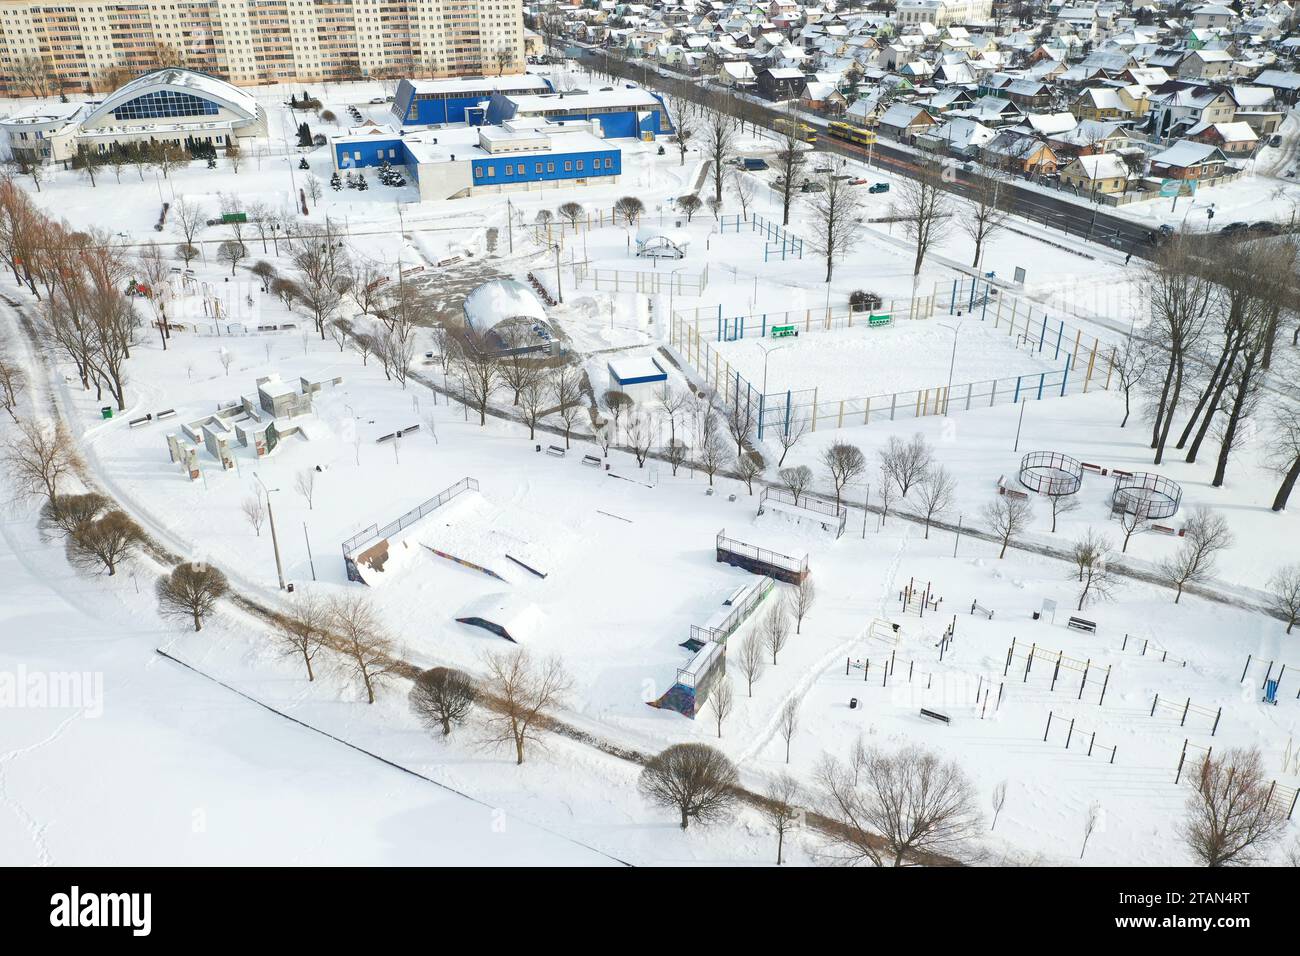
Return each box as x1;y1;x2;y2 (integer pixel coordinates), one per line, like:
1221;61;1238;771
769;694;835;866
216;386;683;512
473;156;615;178
112;88;220;120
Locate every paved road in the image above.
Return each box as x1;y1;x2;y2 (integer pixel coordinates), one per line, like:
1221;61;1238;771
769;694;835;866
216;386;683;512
574;47;1160;258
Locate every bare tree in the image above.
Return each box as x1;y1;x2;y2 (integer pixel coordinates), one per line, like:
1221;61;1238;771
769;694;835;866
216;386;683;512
1071;529;1116;610
294;469;316;510
701;101;738;204
698;423;729;487
709;678;734;739
452;330;501;426
1159;507;1233;602
776;410;808;467
771;130;806;226
273;592;330;681
1080;802;1102;860
1113;334;1154;428
1144;241;1212;464
779;464;813;505
724;394;754;459
639;743;738;830
665;438;689;476
677;194;703;222
3;420;75;503
817;743;981;866
959;166;1009;270
627;414;654;468
879;433;933;497
911;465;956;539
1268;564;1300;634
172;197;206;252
877;467;896;525
778;698;800;764
1117;507;1147;554
0;350;27;420
613;195;645;226
39;492;108;540
762;604;792;665
409;667;478;737
806;171;864;283
731;168;756;221
787;576;816;635
330;594;399;703
983;494;1034;559
498;328;542;406
1046;490;1080;533
991;780;1008;831
550;364;584;449
1268;401;1300;512
156;561;228;630
897;157;953;276
764;773;803;865
736;635;766;696
1182;747;1286;866
518;375;549;441
68;510;143;577
822;440;866;508
558;202;584;228
735;450;762;493
668;93;696;167
241;495;266;536
480;649;572;765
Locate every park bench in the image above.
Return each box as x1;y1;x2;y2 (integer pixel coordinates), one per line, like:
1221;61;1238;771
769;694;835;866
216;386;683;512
397;424;420;437
770;324;797;338
128;414;153;428
1067;616;1097;634
920;708;950;724
1080;461;1106;475
375;432;397;443
1150;524;1183;536
970;601;994;620
867;313;892;328
1110;468;1134;480
546;445;566;457
582;455;601;466
155;409;177;421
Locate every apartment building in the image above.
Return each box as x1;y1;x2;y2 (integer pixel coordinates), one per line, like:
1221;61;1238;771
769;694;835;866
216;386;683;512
895;0;993;27
0;0;525;93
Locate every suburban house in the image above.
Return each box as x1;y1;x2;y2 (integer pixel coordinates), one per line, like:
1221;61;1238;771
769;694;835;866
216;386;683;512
1148;140;1232;180
877;103;938;141
1186;121;1258;155
1060;152;1133;194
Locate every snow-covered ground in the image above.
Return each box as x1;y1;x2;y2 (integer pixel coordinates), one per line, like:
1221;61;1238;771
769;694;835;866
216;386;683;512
2;81;1298;867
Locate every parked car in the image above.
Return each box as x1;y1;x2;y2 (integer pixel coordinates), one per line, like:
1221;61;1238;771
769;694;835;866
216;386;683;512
849;177;869;186
1269;134;1283;148
1219;221;1250;236
741;158;768;171
868;182;890;193
800;180;825;193
369;97;385;104
1248;221;1281;235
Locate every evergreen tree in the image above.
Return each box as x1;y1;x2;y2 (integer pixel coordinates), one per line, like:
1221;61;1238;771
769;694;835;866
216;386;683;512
330;171;342;191
355;173;368;191
298;157;310;170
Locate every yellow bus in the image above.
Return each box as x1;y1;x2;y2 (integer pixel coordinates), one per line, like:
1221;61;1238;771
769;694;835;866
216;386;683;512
774;118;817;143
827;121;877;147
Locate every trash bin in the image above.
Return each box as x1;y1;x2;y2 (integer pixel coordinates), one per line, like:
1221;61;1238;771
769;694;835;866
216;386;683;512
100;406;113;420
535;443;541;452
1032;611;1041;621
286;583;295;593
850;697;859;710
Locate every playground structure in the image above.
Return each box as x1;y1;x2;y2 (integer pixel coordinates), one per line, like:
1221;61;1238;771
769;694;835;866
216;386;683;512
341;477;479;583
1111;471;1183;521
899;577;943;617
1042;710;1118;764
634;226;690;259
1018;451;1083;497
1119;633;1187;667
715;529;809;585
1241;655;1298;703
1149;693;1223;736
1003;638;1112;705
757;486;848;538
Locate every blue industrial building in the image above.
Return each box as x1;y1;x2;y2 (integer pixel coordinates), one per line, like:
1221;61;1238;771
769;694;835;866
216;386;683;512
332;119;622;201
484;87;674;140
391;75;553;126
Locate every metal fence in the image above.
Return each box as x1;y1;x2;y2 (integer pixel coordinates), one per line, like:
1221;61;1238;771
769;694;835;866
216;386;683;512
719;211;804;259
716;529;809;576
573;260;709;296
758;486;848;537
668;279;1117;440
688;576;775;646
341;477;480;559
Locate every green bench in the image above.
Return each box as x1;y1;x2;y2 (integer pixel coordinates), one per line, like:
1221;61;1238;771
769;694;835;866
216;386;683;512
771;324;797;338
868;313;893;328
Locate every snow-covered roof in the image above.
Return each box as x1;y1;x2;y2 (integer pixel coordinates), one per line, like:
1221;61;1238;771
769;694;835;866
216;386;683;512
463;279;548;331
1150;140;1228;167
82;69;259;126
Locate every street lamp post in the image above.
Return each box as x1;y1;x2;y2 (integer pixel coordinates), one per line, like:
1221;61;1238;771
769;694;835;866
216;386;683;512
254;474;286;590
939;321;960;416
759;341;788;398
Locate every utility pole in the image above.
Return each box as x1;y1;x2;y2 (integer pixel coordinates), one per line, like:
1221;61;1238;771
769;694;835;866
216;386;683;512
554;243;563;303
1013;401;1026;452
507;198;514;253
255;474;286;590
303;521;316;581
